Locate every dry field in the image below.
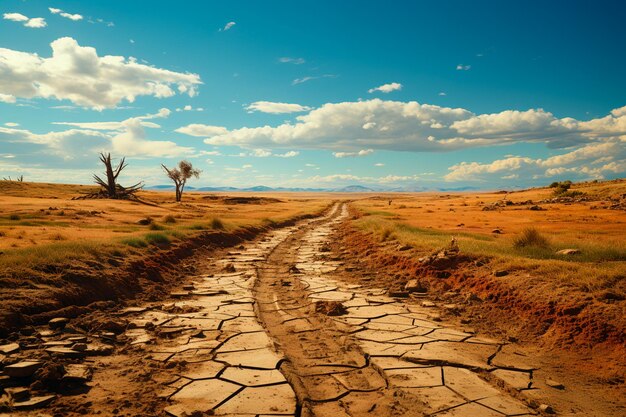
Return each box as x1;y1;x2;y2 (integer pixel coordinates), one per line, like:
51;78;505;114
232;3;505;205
0;180;625;416
336;179;626;383
0;181;332;331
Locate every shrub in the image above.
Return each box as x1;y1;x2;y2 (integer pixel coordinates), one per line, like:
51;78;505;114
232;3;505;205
513;227;550;248
149;223;165;230
9;214;20;220
144;233;171;246
163;215;177;224
211;218;225;230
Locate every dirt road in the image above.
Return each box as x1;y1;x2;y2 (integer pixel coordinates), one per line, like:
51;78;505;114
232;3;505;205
2;203;551;416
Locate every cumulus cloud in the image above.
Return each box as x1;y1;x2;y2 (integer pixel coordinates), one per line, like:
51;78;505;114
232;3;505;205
201;99;626;153
221;21;236;31
278;57;305;64
49;7;83;21
368;82;402;94
444;141;626;182
0;109;192;159
333;149;374;158
0;37;201;109
3;13;47;28
0;93;16;103
175;124;228;137
245;101;312;114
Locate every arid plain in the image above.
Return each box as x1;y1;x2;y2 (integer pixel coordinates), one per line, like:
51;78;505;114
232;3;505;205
0;179;624;416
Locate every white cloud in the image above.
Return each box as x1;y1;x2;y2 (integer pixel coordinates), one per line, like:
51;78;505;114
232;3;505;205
1;109;191;159
0;37;201;109
49;7;83;21
292;74;336;85
278;57;305;64
333;149;374;158
251;149;272;157
456;64;471;71
246;101;312;114
203;99;626;153
0;93;16;103
3;13;29;22
445;141;626;182
4;122;19;127
375;163;385;167
221;21;236;31
24;17;47;28
438;92;447;96
368;82;402;94
276;151;299;158
175;124;228;137
175;105;203;112
4;13;47;28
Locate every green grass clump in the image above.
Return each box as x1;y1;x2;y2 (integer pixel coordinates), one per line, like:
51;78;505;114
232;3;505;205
513;228;550;249
122;237;147;248
144;232;171;246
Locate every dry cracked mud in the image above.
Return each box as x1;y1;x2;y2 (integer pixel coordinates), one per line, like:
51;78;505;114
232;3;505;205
2;203;563;416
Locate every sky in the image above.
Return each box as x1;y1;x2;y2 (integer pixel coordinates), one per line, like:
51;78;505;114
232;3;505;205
1;0;625;190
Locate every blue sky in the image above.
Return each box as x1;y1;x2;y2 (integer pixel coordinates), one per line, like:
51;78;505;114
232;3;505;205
1;0;625;189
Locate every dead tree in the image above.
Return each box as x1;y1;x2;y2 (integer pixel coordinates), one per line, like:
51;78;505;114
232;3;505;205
161;160;201;202
74;152;143;200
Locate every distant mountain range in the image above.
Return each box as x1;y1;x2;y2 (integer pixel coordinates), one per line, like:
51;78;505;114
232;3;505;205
146;184;480;193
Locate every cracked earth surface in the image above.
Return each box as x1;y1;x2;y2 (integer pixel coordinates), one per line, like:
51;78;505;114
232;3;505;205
127;203;540;416
6;203;549;416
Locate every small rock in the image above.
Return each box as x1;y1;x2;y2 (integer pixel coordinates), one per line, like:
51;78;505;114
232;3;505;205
5;386;29;401
63;364;92;384
72;343;88;352
48;317;69;330
388;290;409;298
4;361;42;378
538;404;555;414
545;378;565;389
137;218;153;225
492;228;502;234
398;244;412;251
67;336;88;343
556;248;581;256
404;279;426;293
0;342;20;354
494;270;509;277
45;347;86;359
13;395;56;410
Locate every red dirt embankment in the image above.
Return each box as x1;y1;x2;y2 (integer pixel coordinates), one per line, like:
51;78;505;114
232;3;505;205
333;222;625;383
0;211;326;336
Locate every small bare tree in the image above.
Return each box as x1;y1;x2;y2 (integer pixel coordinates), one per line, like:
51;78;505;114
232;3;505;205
2;175;23;182
75;152;143;200
161;160;201;202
